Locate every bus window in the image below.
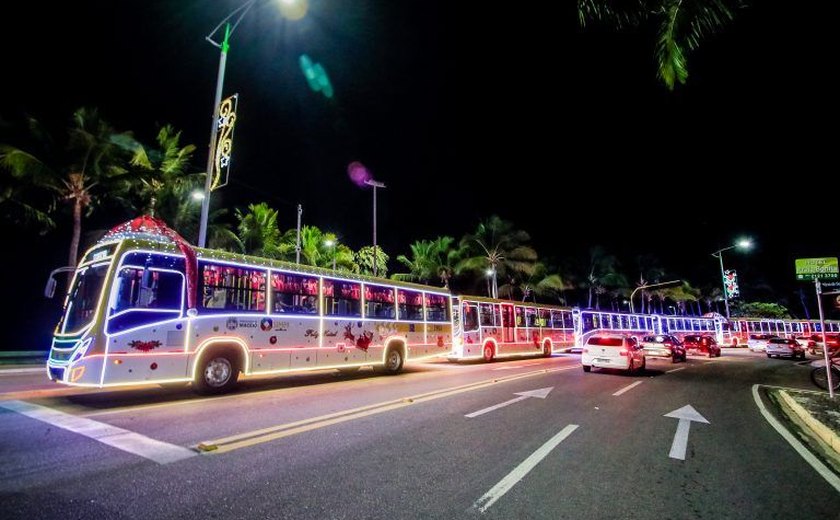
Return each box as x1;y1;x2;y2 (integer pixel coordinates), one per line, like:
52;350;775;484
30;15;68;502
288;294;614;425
108;266;184;332
463;303;479;332
61;262;110;333
425;294;449;322
398;289;423;320
525;307;538;327
515;307;525;327
271;272;318;315
537;309;550;328
200;263;266;313
480;303;498;327
365;284;396;319
323;279;361;317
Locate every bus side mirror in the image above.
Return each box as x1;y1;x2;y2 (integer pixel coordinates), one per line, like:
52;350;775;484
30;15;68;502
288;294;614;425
44;266;76;299
44;277;57;299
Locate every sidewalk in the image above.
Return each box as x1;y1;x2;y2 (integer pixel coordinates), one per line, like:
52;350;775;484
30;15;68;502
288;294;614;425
767;386;840;475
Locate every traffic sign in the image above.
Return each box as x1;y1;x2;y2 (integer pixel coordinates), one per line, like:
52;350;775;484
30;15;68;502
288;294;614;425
795;257;839;281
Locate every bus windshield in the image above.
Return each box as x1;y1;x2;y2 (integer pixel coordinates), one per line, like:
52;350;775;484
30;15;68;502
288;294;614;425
60;263;110;333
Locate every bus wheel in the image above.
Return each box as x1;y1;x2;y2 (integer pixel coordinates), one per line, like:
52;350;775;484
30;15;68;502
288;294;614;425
383;347;404;374
543;341;552;357
483;344;495;362
195;352;239;395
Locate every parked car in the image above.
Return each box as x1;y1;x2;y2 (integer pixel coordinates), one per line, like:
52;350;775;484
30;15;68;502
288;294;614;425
683;334;722;357
640;334;686;363
582;334;646;373
765;337;806;359
747;334;779;352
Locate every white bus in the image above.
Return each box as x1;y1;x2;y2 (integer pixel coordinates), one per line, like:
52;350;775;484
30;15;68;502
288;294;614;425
46;218;453;394
449;295;575;361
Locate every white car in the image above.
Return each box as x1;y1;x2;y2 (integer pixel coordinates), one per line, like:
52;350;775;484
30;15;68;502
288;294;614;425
747;334;779;352
582;334;646;373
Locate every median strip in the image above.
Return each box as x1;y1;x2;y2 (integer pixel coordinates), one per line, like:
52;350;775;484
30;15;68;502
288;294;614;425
197;366;576;454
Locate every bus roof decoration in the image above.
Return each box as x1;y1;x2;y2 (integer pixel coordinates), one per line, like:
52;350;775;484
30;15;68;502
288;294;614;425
99;215;199;310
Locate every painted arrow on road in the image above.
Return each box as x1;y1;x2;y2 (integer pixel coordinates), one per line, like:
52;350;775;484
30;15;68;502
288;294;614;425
465;387;554;418
664;404;710;460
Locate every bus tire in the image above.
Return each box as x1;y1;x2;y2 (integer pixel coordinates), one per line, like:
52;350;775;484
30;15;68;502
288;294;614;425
583;365;591;372
382;346;404;374
483;343;495;363
543;340;552;357
194;348;240;395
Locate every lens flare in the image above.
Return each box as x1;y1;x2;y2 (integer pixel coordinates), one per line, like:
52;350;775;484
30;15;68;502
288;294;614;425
348;161;371;187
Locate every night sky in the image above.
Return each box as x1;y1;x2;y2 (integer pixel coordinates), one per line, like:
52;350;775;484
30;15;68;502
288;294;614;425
1;1;837;347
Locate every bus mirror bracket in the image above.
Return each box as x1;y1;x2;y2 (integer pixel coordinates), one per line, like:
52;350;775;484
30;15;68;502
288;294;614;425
187;308;198;318
45;266;77;299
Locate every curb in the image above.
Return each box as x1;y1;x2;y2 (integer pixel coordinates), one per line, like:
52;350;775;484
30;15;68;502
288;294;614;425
779;390;840;454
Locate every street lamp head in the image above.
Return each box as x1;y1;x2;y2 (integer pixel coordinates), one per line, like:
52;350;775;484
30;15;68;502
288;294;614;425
364;179;386;189
279;0;308;21
485;268;494;277
323;239;335;247
736;238;753;250
191;191;206;201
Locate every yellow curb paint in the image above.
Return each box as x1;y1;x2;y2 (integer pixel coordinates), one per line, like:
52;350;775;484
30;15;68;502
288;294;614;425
779;390;840;453
198;366;576;454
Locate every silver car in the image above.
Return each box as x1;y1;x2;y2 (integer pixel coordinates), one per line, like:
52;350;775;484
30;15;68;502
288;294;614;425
765;337;805;359
748;334;779;352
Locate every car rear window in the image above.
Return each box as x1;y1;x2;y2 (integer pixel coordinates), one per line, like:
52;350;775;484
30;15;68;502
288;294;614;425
768;338;789;344
587;336;623;347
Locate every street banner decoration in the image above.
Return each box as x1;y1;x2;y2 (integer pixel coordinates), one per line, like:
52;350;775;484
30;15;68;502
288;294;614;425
212;93;238;191
723;269;739;299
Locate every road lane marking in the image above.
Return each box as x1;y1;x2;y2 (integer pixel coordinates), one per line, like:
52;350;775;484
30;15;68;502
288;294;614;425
0;367;44;375
474;425;579;513
492;363;541;371
666;367;686;373
0;400;195;465
612;381;643;396
199;366;577;454
465;387;553;418
664;405;710;460
751;385;840;493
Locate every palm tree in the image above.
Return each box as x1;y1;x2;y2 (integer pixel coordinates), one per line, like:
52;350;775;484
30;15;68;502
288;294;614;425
356;246;389;277
130;124;199;220
577;0;745;89
506;263;570;304
457;216;537;298
585;247;628;309
235;202;282;257
393;236;458;287
0;108;136;268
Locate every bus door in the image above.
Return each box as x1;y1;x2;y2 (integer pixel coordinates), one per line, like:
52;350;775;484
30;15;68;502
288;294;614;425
501;304;515;343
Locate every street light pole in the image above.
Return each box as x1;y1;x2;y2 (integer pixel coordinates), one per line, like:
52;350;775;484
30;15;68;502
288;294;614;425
716;249;730;319
711;239;753;320
629;280;681;314
364;179;385;276
197;21;233;248
197;0;303;247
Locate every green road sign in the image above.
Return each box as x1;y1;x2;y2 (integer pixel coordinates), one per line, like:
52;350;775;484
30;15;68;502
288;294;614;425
795;257;839;281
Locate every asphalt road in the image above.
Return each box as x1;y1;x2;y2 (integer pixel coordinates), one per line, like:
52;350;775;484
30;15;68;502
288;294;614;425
1;349;837;519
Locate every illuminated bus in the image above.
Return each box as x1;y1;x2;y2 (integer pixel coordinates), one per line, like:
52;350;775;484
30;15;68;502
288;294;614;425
46;217;453;394
725;317;840;345
572;309;660;350
449;296;575;361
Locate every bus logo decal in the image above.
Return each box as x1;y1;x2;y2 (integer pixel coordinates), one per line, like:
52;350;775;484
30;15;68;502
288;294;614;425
128;340;162;352
260;318;273;332
226;318;238;331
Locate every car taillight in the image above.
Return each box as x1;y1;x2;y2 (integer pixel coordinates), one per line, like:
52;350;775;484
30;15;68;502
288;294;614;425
619;349;629;356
